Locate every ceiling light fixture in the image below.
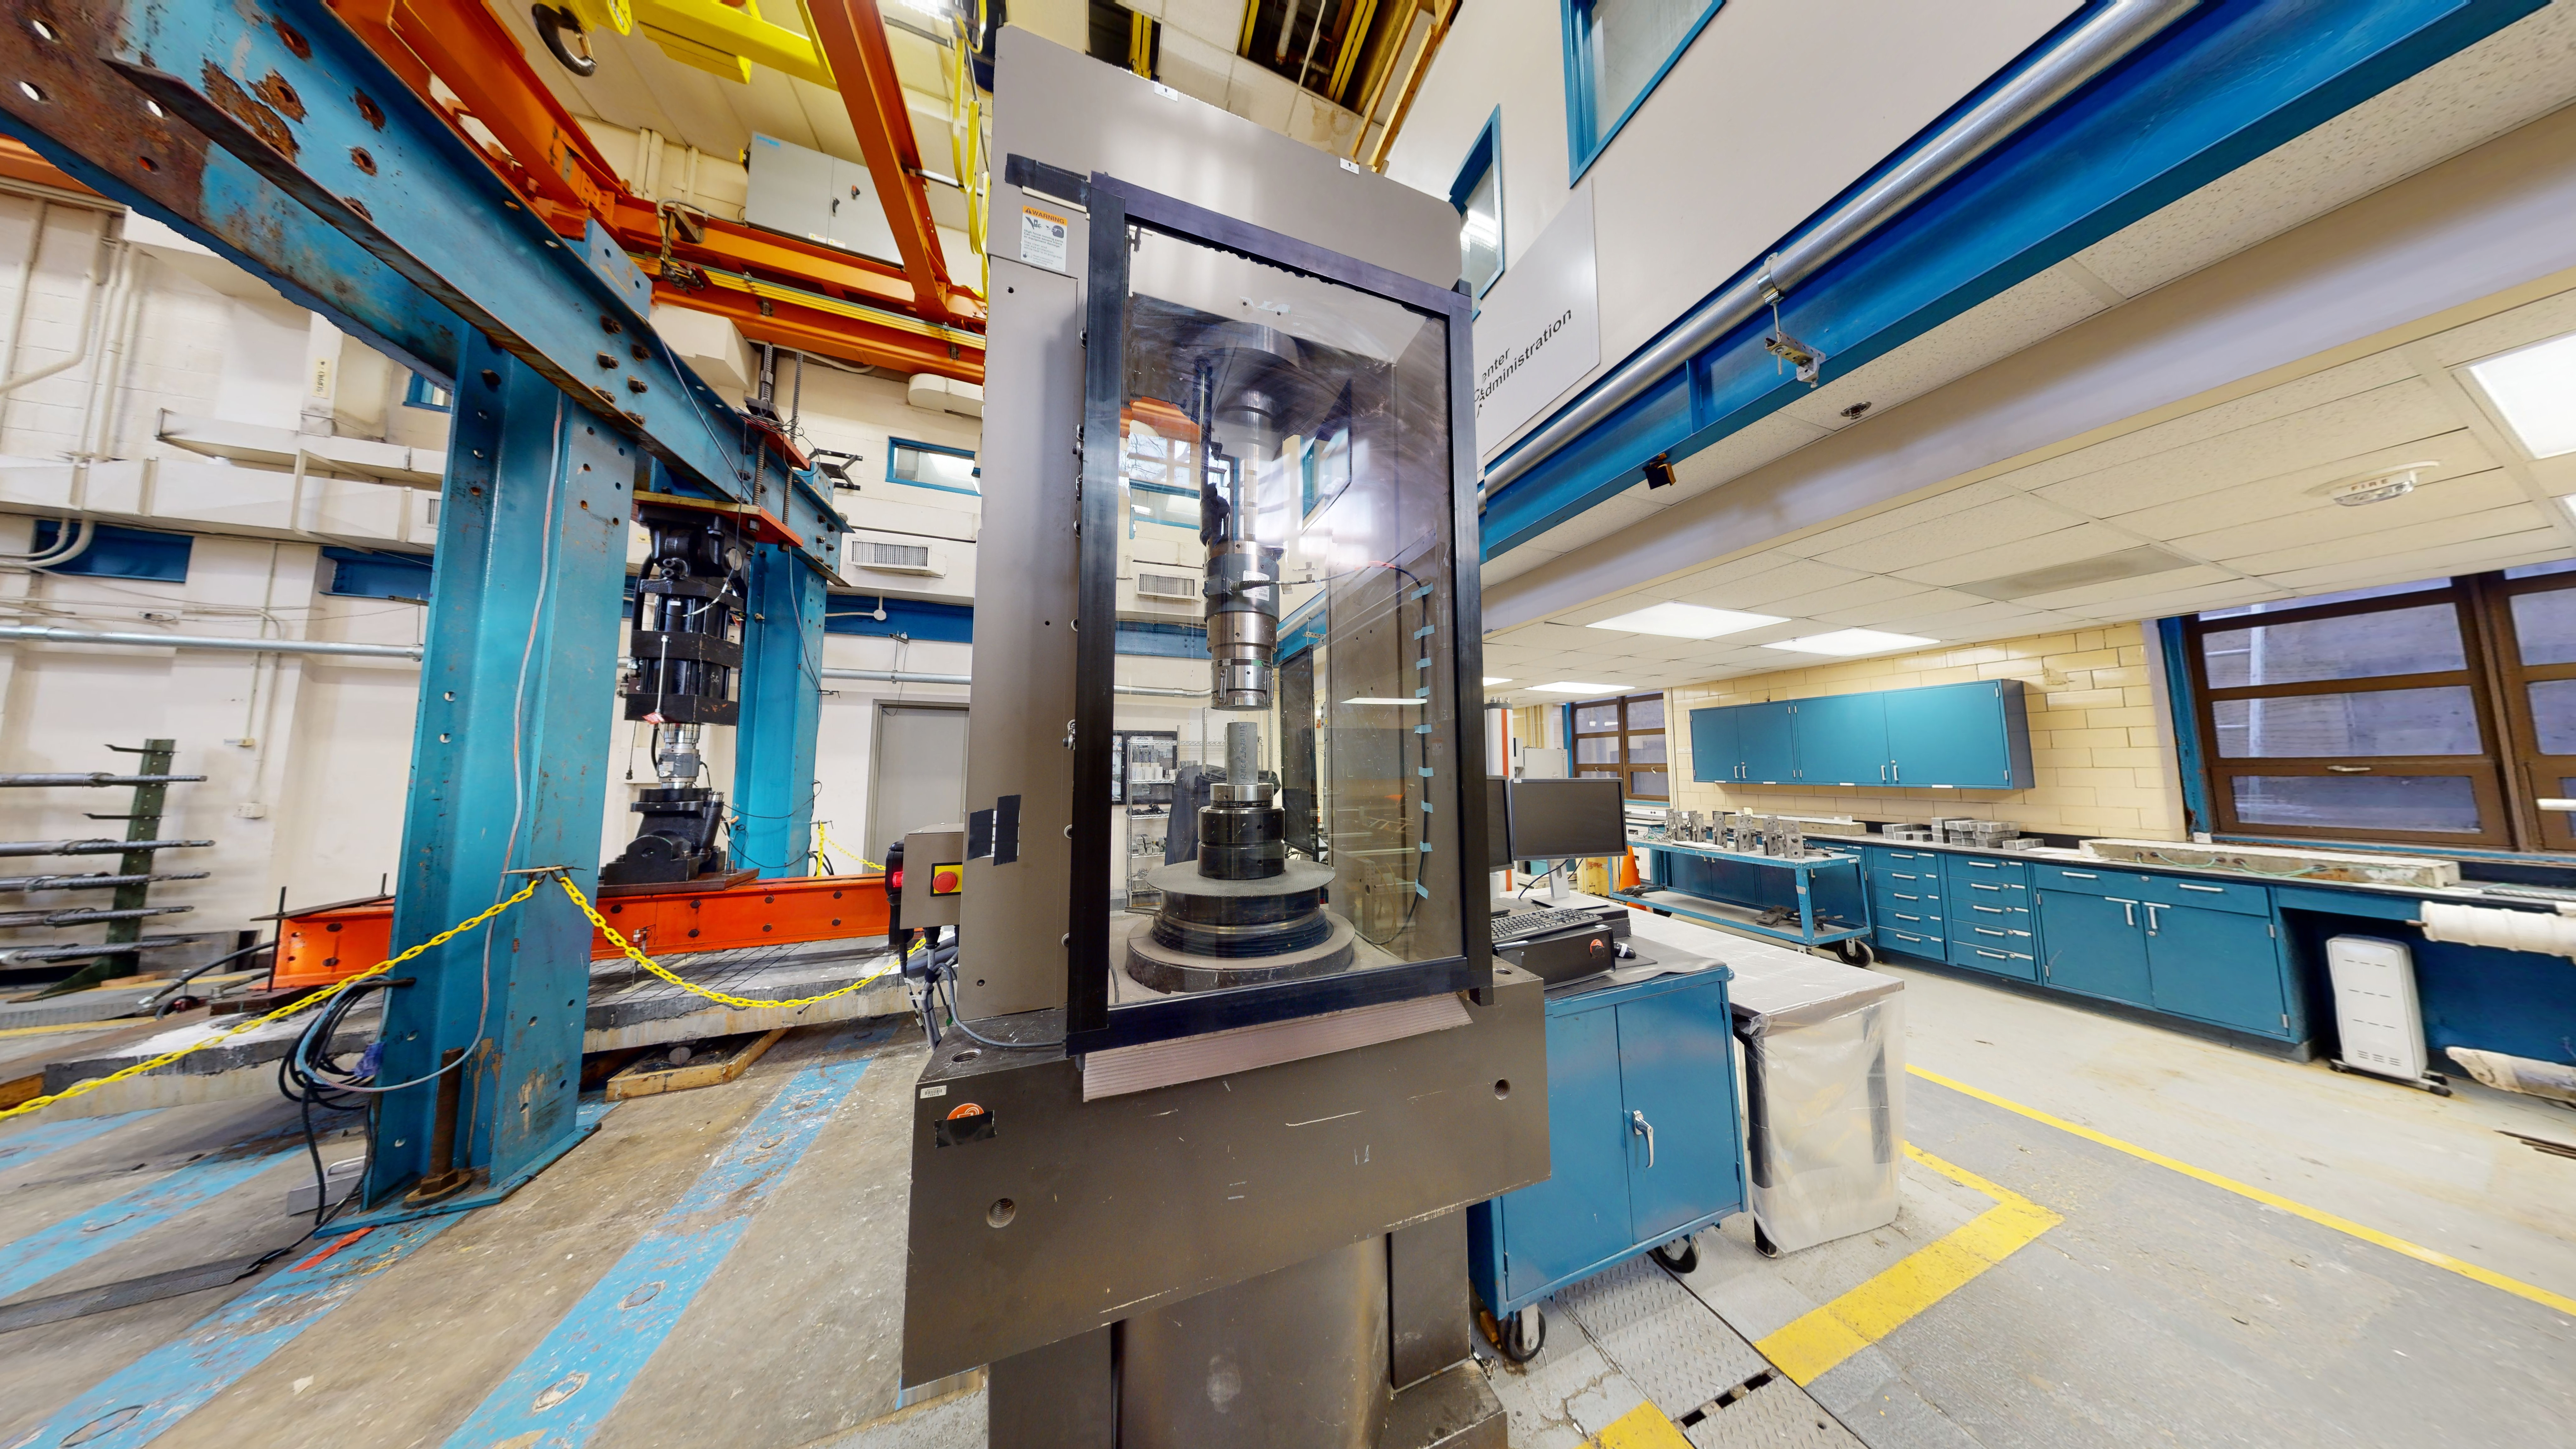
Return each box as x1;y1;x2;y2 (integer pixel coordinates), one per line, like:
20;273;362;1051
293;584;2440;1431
1530;681;1629;694
1585;602;1786;639
1759;629;1937;657
1343;697;1424;706
2467;334;2576;458
1483;676;1513;686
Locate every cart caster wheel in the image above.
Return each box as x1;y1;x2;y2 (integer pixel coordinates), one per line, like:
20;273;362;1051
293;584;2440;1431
1499;1306;1546;1364
1834;939;1874;967
1650;1237;1699;1274
1754;1224;1782;1260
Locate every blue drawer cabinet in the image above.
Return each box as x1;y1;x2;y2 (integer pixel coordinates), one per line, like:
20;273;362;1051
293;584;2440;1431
1469;969;1746;1317
1685;681;2030;790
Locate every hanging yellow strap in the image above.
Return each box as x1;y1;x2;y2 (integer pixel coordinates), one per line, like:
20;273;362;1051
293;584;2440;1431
0;877;545;1123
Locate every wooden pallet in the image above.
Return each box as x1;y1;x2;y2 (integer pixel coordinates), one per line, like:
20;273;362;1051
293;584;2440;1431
601;1027;788;1101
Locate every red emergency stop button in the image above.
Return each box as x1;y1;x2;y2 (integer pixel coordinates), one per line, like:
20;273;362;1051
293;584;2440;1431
931;863;964;896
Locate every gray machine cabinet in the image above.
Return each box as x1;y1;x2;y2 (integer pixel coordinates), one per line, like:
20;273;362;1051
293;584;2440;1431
742;132;905;265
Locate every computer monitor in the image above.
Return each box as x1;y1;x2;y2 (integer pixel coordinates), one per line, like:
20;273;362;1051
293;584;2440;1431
1504;778;1628;860
1485;775;1513;870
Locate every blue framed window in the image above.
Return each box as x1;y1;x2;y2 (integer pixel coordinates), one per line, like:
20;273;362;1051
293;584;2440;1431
404;373;452;411
887;437;979;497
1450;108;1505;297
29;520;192;581
323;546;433;601
1563;0;1725;179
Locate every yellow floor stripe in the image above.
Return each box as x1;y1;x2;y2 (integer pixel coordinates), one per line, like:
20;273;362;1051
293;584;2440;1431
1753;1144;2063;1386
1591;1399;1695;1448
1909;1064;2576;1318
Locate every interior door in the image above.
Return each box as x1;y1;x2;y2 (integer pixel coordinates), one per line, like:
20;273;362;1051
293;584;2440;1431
1739;702;1797;785
1689;706;1739;783
1793;694;1890;786
2035;889;2151;1005
869;703;970;857
1503;1005;1633;1300
1887;682;2011;788
2145;903;2287;1036
1615;984;1742;1244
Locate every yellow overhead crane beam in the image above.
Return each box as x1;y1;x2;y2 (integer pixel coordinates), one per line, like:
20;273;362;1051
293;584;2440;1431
564;0;837;86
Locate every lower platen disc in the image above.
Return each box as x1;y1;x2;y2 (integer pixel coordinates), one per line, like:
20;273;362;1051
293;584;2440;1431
1123;909;1357;994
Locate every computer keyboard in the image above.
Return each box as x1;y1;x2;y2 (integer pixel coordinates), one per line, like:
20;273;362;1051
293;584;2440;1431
1491;907;1597;945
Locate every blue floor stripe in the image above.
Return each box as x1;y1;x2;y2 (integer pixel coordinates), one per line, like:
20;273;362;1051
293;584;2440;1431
0;1149;301;1299
0;1110;160;1174
439;1055;873;1449
10;1216;460;1449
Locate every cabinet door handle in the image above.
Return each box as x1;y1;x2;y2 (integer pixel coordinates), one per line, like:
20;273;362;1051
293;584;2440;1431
1973;904;2005;914
1976;948;2010;960
1630;1109;1656;1168
2060;870;2098;879
2106;897;2138;927
1974;926;2006;937
2143;902;2163;935
1892;762;1900;783
1895;913;1920;922
2177;883;2224;894
1893;891;1918;901
1880;762;1888;782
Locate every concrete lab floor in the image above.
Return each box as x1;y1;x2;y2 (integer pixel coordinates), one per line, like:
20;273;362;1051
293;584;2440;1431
3;950;2573;1449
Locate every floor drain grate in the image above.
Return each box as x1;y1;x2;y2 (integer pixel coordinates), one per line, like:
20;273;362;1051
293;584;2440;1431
1678;1367;1779;1426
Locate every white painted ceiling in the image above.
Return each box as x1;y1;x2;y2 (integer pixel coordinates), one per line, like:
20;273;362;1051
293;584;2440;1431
1480;0;2576;704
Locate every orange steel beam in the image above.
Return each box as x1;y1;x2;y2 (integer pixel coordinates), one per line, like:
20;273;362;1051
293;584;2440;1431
349;0;627;217
272;874;894;989
651;273;984;382
803;0;968;325
0;136;95;197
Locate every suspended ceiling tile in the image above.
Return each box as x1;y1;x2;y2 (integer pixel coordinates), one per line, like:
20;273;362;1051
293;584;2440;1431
1754;572;1943;618
2168;468;2531;560
1889;521;2137;588
1803;492;2074;573
2029;378;2462;517
1669;557;1874;612
2106;433;2496;538
2074;1;2576;299
1768;481;2016;560
1664;413;1835;502
2004;563;2239;613
2222;502;2553;574
1806;587;1990;628
1644;548;1810;602
1779;264;2111;433
2420;286;2576;369
2260;530;2572;592
1982;352;2424;498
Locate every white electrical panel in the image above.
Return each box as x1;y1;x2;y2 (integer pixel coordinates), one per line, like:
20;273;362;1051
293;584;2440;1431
2326;935;2429;1084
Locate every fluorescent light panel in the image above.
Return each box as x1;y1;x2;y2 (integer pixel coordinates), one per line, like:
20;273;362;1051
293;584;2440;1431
1343;697;1424;706
1482;676;1512;685
1759;629;1937;657
2470;334;2576;459
1530;681;1629;694
1585;602;1786;639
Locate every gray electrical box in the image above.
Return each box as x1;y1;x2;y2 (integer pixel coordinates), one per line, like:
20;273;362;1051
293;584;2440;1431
742;132;905;266
899;825;966;931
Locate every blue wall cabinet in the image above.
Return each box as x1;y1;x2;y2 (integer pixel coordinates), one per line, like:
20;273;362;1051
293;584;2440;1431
2144;903;2288;1036
2035;889;2152;1004
1793;694;1890;785
1740;702;1797;785
1686;681;2028;791
1690;706;1740;783
1469;969;1746;1319
1887;681;2032;789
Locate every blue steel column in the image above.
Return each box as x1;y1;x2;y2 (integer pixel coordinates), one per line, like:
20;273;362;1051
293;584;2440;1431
732;544;828;877
365;335;635;1210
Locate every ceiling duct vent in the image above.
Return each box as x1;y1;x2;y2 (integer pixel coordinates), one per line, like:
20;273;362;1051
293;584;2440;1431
1956;545;2196;601
1135;570;1200;602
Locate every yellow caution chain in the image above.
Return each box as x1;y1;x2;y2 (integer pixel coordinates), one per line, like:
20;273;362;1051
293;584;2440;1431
555;873;898;1012
3;870;903;1124
0;877;544;1124
810;820;881;873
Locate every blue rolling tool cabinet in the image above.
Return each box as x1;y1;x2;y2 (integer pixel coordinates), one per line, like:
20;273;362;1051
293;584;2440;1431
1624;839;1874;956
1468;966;1746;1360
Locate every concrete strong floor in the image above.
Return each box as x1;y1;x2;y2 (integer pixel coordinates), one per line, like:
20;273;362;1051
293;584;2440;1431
2;946;2571;1449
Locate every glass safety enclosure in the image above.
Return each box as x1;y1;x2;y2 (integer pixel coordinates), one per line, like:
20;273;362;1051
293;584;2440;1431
1069;174;1488;1052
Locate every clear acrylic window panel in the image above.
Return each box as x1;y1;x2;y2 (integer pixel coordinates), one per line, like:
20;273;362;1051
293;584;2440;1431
2229;775;2483;834
2530;680;2576;754
1628;731;1668;764
1104;226;1465;1014
2511;588;2576;667
1627;696;1665;729
1576;703;1621;731
1460;163;1502;296
1578;0;1710;155
2209;688;2484;758
1575;736;1621;765
2201;603;2464;687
